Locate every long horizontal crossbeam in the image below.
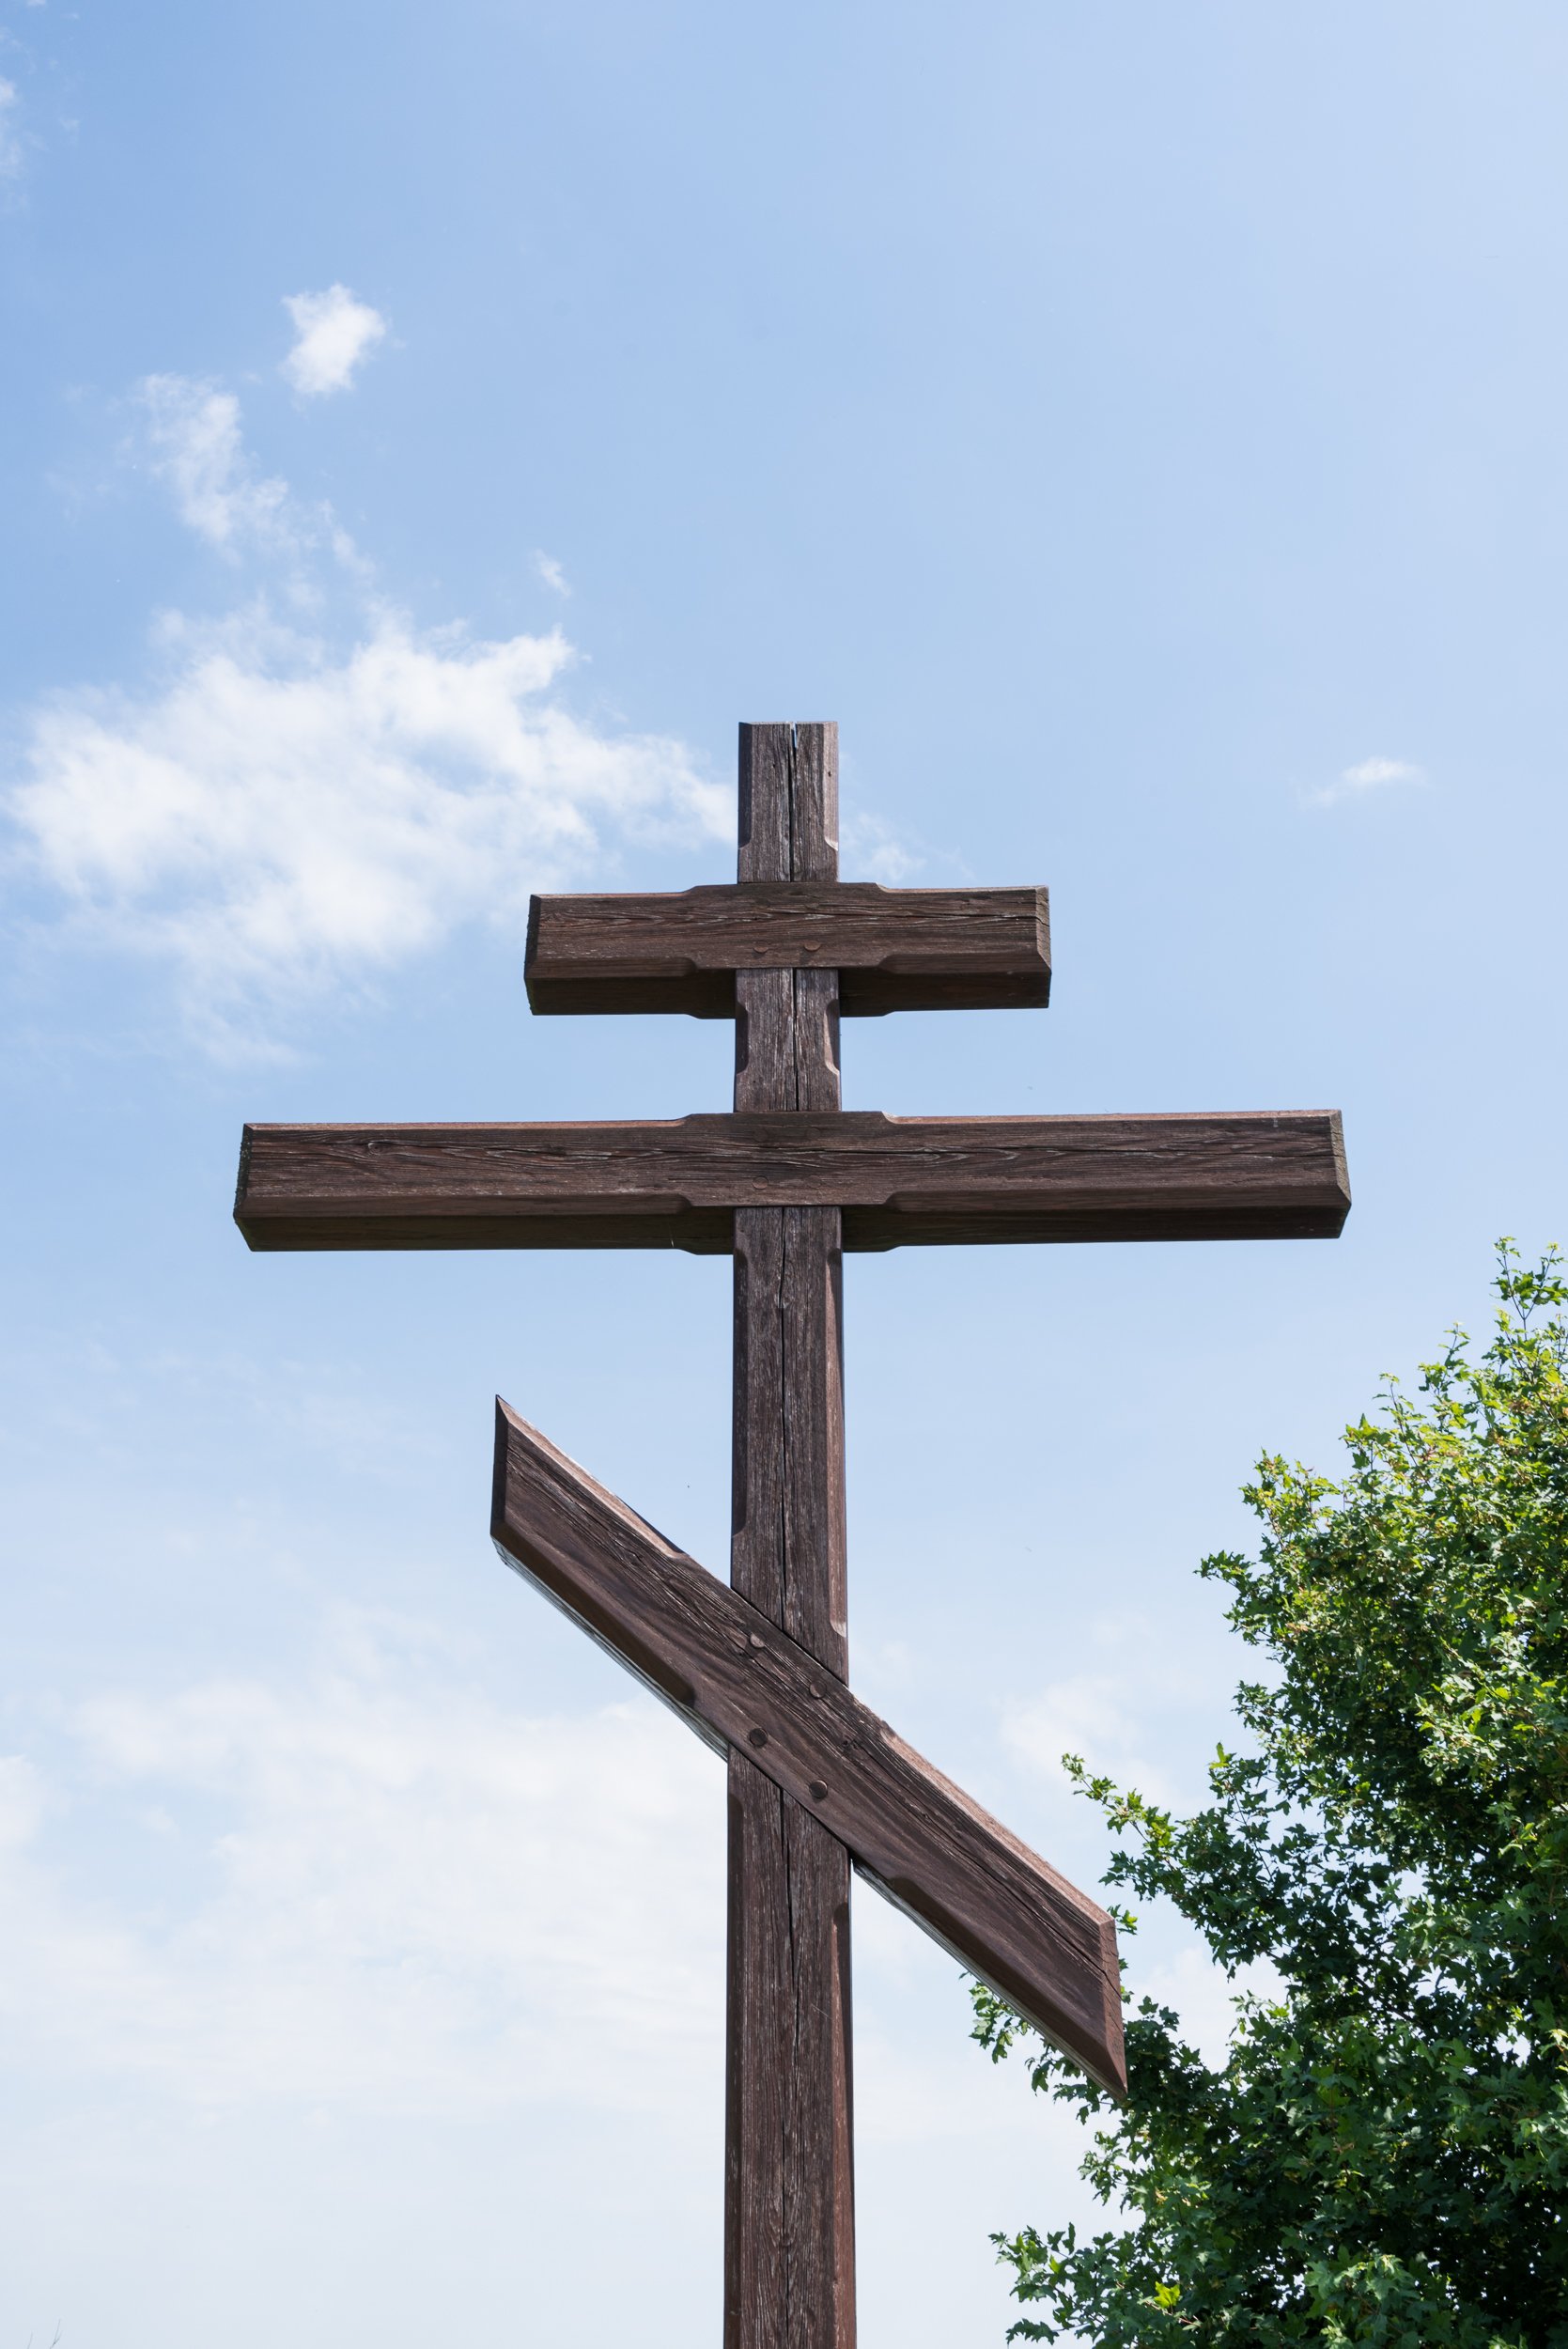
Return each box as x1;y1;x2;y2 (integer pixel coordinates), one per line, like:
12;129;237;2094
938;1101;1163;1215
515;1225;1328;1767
489;1398;1126;2097
525;882;1051;1017
237;1108;1348;1252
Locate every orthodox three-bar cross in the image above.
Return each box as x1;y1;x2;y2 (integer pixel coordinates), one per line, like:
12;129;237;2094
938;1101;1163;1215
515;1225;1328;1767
234;723;1349;2349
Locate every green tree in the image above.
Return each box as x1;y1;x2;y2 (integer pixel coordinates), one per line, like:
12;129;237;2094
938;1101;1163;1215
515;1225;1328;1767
974;1248;1568;2346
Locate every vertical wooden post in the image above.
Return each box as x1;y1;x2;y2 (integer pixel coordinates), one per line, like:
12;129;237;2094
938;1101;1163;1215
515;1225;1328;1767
725;723;856;2349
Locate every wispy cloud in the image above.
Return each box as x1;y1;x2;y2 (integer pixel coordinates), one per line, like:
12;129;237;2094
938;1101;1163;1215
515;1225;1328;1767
997;1602;1239;1825
137;375;294;553
1311;754;1427;809
133;371;366;578
535;552;570;597
0;78;24;181
842;809;923;883
1;1637;721;2117
12;344;725;1050
281;285;388;398
8;603;727;1043
1002;1673;1180;1812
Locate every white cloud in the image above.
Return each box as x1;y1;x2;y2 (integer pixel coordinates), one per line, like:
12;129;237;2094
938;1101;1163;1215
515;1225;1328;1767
0;78;23;180
997;1610;1241;1825
282;285;388;398
134;371;367;574
14;359;727;1047
137;375;294;552
8;603;728;1039
535;551;570;597
0;1627;1107;2341
1311;754;1426;808
0;1646;722;2117
1002;1673;1179;1811
842;809;923;883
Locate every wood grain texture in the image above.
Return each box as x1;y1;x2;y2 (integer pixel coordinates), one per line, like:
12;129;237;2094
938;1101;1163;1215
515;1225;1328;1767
524;883;1051;1018
738;722;838;885
734;968;842;1117
489;1396;1126;2099
731;1208;846;1657
726;1767;853;2349
235;1109;1351;1252
727;721;853;2349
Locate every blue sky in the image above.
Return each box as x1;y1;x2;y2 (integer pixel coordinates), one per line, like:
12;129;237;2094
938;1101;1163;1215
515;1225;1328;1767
4;3;1568;2342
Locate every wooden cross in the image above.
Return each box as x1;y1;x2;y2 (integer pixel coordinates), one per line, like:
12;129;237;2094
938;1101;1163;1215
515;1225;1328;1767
234;722;1349;2349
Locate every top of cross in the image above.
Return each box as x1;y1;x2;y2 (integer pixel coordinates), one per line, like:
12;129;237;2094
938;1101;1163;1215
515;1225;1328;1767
235;720;1348;1253
525;720;1051;1022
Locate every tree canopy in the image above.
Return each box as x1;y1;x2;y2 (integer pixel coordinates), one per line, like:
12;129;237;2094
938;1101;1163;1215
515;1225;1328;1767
974;1248;1568;2346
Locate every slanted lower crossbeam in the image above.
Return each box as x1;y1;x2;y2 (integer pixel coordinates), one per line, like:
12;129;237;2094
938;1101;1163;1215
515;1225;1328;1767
489;1399;1124;2092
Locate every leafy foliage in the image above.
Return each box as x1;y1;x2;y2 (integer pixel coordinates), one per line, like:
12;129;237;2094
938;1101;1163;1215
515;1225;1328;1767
974;1248;1568;2345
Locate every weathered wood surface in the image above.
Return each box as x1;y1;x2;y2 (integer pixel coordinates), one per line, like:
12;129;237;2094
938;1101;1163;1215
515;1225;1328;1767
731;1210;846;1652
236;1108;1351;1252
727;720;854;2349
737;721;838;888
735;972;843;1118
726;1760;853;2349
525;882;1051;1018
489;1397;1126;2098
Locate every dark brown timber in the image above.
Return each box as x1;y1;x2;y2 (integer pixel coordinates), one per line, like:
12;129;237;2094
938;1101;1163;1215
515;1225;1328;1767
726;722;854;2349
524;882;1051;1018
236;1107;1350;1253
490;1396;1126;2098
233;712;1351;2349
